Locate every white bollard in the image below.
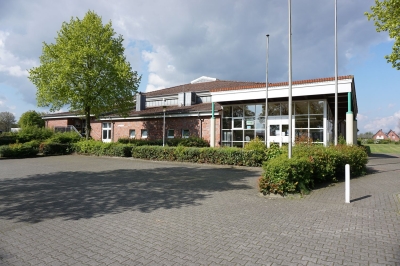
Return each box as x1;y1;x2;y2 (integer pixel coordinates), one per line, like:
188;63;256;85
345;164;350;203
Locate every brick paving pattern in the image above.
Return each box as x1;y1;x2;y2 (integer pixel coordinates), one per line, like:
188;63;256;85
0;153;399;265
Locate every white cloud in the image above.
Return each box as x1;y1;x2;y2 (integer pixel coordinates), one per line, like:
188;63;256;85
362;110;400;133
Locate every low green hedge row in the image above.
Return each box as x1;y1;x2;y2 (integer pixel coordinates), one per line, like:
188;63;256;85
131;145;267;166
0;141;40;158
73;140;133;157
117;136;210;147
259;144;368;196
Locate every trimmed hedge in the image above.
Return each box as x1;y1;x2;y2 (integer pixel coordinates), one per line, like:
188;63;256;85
131;145;267;167
39;142;73;155
117;136;209;147
259;144;368;196
0;133;18;145
0;141;40;158
73;140;133;157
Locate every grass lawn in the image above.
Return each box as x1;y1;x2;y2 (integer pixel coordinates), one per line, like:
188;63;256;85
364;144;400;154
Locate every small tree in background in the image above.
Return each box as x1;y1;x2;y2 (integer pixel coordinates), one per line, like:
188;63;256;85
29;10;141;139
0;112;16;132
19;110;45;129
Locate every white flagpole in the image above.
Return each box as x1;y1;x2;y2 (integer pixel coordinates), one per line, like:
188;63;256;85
265;34;270;146
334;0;338;145
288;0;292;159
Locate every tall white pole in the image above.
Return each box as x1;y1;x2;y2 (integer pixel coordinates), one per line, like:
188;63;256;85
288;0;292;159
334;0;338;146
265;34;270;146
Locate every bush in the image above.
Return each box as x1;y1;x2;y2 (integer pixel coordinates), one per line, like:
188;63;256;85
74;140;133;157
39;142;73;155
46;132;82;144
0;133;18;145
259;154;313;196
0;140;39;158
118;137;209;147
178;137;209;147
17;126;54;143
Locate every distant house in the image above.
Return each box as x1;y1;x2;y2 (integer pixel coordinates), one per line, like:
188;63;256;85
372;129;399;142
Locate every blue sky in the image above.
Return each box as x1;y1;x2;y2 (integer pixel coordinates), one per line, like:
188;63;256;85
0;0;399;134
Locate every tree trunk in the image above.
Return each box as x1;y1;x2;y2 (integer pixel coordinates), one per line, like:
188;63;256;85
85;107;91;140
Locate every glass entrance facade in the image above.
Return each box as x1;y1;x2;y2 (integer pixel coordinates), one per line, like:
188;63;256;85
221;100;327;147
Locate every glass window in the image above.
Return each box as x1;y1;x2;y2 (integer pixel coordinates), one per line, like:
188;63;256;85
244;105;256;117
268;103;280;116
182;129;189;138
295;102;308;115
309;115;323;128
255;104;265;117
245;118;255;129
282;125;289;136
310;129;323;142
232;106;243;117
223;106;232;117
295;115;308;128
233;142;243;148
141;129;148;138
244;130;255;141
255;117;265;129
270;125;279;136
255;130;265;140
167;129;174;138
309;101;324;114
233;118;243;129
233;130;243;141
295;129;308;139
281;102;289;115
102;123;111;140
222;131;232;141
129;129;136;139
222;118;232;129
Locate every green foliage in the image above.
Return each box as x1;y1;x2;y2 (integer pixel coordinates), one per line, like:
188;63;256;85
18;110;45;128
74;140;133;157
244;137;266;152
46;132;82;144
260;155;313;196
0;141;40;158
28;11;141;139
259;144;369;196
17;126;54;143
365;0;400;69
0;111;16;132
0;133;18;145
178;137;209;147
39;143;73;155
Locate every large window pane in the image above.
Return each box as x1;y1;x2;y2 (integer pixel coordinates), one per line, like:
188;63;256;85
281;102;289;115
310;101;324;114
255;130;265;140
255;104;265;117
310;129;323;142
244;105;255;117
233;118;243;129
232;106;243;117
295;129;308;138
223;106;232;117
270;125;279;136
295;115;308;128
309;115;323;128
295;102;308;115
244;130;255;141
268;103;280;116
245;118;255;129
222;131;232;141
222;118;232;129
255;117;265;129
233;130;243;141
233;142;243;148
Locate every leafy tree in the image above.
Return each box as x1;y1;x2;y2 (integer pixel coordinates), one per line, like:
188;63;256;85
29;11;141;139
19;110;45;129
0;112;16;132
365;0;400;69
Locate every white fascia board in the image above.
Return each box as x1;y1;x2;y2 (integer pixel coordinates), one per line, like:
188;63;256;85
100;112;218;121
212;79;353;102
42;115;88;120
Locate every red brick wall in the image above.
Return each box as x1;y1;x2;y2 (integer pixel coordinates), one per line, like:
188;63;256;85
46;119;68;128
387;131;399;141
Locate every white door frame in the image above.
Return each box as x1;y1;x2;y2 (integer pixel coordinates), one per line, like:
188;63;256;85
267;116;292;147
102;122;112;143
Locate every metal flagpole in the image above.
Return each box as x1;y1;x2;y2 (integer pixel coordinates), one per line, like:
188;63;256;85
288;0;292;159
334;0;338;145
265;34;270;146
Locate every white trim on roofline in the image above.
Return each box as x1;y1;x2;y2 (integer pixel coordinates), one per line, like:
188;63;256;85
211;78;353;103
99;112;218;121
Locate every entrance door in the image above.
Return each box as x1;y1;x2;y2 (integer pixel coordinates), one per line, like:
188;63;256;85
102;122;112;143
268;119;290;147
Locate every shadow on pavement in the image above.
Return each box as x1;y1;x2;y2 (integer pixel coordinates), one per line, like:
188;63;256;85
350;195;371;203
0;167;256;223
369;153;399;159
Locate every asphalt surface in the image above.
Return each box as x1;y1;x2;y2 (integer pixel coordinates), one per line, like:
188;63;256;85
0;153;399;265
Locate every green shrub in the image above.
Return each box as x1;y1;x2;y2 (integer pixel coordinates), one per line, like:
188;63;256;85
46;132;82;144
178;137;209;147
73;140;133;157
39;142;73;155
118;137;209;147
259;154;313;196
17;126;54;143
0;133;18;145
0;141;39;158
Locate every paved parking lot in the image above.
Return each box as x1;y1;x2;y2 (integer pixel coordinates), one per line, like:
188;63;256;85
0;154;399;265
